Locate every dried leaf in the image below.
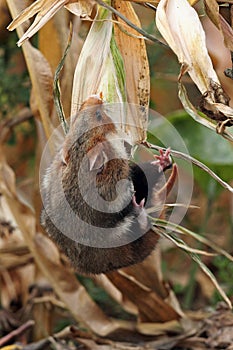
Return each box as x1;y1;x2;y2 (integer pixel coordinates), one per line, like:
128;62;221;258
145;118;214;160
0;266;34;309
70;8;110;114
199;79;233;130
114;0;150;142
122;250;169;299
65;0;94;17
96;0;164;45
8;0;68;45
0;151;16;197
7;0;54;139
156;0;220;95
0;152;35;310
7;0;94;46
38;6;82;122
19;229;120;336
137;320;182;336
76;339;113;350
93;274;138;315
107;270;180;323
204;307;233;348
204;0;233;51
178;82;233;142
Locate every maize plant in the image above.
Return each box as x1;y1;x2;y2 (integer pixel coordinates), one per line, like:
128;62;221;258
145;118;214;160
0;0;233;348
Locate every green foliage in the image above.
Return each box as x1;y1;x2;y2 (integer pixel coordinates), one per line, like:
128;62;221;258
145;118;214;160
167;111;233;165
77;275;135;320
0;32;30;118
211;256;233;304
148;110;233;195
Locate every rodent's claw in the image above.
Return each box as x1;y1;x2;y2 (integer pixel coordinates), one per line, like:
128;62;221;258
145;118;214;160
151;147;172;172
132;195;148;231
132;195;145;209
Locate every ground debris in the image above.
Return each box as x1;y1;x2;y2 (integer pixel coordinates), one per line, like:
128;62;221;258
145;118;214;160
1;305;233;350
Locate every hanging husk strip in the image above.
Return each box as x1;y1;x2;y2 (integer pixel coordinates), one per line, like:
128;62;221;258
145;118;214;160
53;23;72;134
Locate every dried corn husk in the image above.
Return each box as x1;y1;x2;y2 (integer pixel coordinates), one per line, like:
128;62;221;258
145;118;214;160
71;2;149;143
156;0;233;133
7;0;95;46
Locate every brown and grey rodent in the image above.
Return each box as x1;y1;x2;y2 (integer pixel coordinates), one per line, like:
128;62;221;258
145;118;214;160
41;95;177;274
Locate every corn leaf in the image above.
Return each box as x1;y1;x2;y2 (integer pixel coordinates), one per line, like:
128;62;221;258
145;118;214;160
152;226;232;309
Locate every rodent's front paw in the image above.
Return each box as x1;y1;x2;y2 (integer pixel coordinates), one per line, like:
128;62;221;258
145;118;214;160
151;148;172;172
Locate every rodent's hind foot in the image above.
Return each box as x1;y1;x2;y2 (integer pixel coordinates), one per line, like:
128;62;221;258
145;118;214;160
132;195;145;209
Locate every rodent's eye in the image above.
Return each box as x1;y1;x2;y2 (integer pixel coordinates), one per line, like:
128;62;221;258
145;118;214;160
96;163;104;175
96;109;102;121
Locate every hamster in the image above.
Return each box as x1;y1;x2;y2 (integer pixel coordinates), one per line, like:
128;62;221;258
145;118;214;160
41;95;177;274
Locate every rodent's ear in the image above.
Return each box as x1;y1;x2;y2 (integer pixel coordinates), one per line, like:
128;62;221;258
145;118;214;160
60;145;70;166
88;143;108;171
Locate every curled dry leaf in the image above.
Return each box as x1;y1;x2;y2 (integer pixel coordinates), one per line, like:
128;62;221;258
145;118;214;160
199;79;233;130
156;0;219;94
65;0;95;17
178;83;233;142
7;0;95;46
156;0;233;132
